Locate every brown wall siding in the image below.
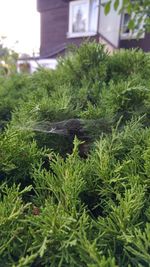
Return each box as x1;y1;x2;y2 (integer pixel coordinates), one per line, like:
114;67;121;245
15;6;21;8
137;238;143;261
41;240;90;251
40;6;69;57
120;33;150;52
37;0;67;12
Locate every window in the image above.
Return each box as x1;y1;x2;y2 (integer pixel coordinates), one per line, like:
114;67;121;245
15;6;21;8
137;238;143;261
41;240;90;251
122;13;131;34
121;12;145;39
68;0;99;38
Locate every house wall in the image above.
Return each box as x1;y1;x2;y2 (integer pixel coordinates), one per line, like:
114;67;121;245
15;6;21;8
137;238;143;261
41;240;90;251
120;33;150;52
38;0;98;57
40;5;68;57
37;0;150;57
38;0;69;57
37;0;68;12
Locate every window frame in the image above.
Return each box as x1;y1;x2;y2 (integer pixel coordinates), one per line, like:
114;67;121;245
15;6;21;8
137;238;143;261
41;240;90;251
67;0;97;38
120;12;145;40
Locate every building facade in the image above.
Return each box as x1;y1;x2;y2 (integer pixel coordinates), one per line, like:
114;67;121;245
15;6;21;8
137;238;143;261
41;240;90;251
37;0;150;58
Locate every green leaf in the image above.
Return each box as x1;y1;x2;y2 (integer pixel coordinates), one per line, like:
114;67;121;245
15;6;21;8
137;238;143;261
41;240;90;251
127;3;132;14
123;0;130;6
128;19;135;30
104;1;111;15
114;0;119;11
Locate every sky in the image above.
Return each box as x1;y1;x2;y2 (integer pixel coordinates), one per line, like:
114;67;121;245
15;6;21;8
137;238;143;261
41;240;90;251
0;0;40;55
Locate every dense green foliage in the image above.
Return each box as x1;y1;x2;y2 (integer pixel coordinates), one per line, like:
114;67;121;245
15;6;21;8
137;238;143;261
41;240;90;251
1;42;150;266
